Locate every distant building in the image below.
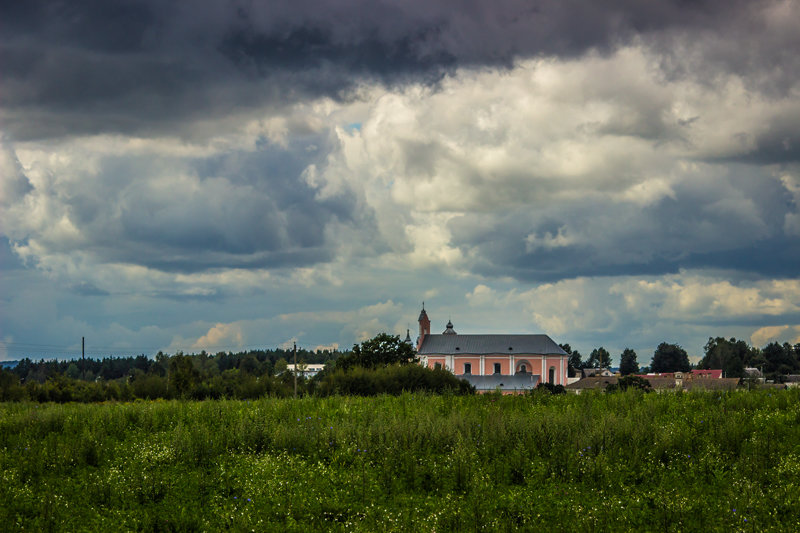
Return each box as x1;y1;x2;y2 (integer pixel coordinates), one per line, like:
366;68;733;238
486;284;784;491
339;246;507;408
691;369;723;379
582;368;614;378
285;364;326;379
744;368;764;379
415;306;568;394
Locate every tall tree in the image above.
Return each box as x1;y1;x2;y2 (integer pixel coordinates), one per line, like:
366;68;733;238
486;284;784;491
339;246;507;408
274;358;288;374
336;333;417;372
761;342;799;375
650;343;691;373
619;348;639;376
168;354;198;397
699;337;755;378
560;343;583;377
587;347;611;369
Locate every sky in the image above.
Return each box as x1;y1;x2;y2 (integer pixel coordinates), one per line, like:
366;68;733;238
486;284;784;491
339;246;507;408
2;0;800;365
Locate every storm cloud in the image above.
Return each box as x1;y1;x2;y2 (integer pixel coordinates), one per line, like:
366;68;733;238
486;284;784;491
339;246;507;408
2;0;799;361
3;0;797;139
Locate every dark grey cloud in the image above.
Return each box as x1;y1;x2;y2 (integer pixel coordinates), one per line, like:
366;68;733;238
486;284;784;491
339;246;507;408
70;281;110;296
3;0;792;140
731;110;800;165
449;164;800;281
0;140;33;204
7;133;382;275
0;238;25;272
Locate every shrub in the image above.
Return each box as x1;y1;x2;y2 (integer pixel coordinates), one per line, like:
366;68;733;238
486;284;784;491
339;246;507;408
317;364;474;396
534;382;566;394
606;375;652;392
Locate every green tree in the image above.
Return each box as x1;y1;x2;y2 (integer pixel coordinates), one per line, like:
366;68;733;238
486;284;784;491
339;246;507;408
0;368;26;401
336;333;417;372
274;358;288;374
239;354;261;375
168;354;198;397
587;347;611;369
561;344;583;377
607;375;652;392
65;363;81;380
619;348;639;375
699;337;754;378
650;342;691;373
761;342;799;377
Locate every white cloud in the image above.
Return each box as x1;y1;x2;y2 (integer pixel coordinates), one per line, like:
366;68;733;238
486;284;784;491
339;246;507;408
752;324;800;346
192;323;245;352
456;271;800;357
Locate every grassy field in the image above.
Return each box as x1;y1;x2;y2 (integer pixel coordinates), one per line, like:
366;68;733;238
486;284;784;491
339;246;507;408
1;390;800;532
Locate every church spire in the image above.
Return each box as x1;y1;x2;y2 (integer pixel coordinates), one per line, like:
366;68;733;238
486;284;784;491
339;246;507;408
417;303;431;351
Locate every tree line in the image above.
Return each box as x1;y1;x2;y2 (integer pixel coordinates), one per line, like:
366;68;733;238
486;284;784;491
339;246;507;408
3;333;798;402
1;347;337;402
560;338;800;381
0;334;473;402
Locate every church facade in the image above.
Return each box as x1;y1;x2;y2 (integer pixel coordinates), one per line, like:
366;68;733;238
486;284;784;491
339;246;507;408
415;306;568;393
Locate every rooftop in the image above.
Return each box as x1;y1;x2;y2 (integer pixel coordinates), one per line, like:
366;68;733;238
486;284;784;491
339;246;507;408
418;334;566;356
459;373;540;391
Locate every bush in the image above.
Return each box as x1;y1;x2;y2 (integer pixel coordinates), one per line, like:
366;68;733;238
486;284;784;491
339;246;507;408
317;364;475;396
534;382;566;395
606;375;652;392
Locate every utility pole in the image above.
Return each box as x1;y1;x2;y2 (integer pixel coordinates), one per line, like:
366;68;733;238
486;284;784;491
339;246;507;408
82;336;85;381
293;341;297;399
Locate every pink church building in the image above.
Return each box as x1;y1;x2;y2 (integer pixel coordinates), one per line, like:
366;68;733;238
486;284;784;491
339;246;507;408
415;306;568;393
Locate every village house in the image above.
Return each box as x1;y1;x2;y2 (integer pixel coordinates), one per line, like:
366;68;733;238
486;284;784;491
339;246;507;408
581;367;614;378
414;306;568;394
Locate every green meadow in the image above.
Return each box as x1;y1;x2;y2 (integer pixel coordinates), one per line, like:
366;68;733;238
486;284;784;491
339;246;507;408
2;390;800;532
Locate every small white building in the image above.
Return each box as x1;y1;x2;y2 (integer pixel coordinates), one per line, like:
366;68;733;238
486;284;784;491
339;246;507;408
285;364;326;378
